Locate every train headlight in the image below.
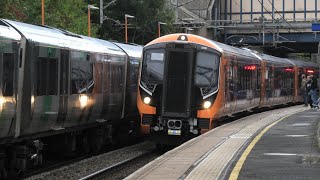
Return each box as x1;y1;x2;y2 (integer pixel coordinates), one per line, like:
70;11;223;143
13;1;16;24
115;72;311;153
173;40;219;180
203;101;212;109
79;95;89;108
143;97;151;104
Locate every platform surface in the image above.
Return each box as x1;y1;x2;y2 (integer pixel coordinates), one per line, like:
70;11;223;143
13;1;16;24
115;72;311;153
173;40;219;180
125;106;319;180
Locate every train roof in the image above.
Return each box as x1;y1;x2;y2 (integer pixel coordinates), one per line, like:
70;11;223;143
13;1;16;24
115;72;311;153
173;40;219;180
0;20;21;41
286;59;319;69
113;43;143;58
212;41;260;60
257;53;293;65
2;19;125;56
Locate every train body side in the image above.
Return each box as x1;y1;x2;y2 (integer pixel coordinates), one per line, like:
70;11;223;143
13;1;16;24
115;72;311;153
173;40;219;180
0;19;142;144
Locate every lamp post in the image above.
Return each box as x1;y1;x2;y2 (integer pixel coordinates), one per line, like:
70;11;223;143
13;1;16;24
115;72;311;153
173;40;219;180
125;14;135;43
88;5;99;37
158;22;166;38
185;28;194;34
42;0;45;25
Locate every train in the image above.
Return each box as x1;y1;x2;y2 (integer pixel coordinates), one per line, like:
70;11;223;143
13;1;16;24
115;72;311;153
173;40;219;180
137;33;319;145
0;19;142;177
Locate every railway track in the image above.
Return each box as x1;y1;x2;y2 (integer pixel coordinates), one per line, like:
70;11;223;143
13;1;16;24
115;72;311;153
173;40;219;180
23;154;91;179
78;150;158;180
26;141;159;180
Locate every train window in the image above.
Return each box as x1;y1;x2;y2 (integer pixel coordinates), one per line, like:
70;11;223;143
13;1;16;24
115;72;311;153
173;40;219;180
93;62;103;93
141;49;165;83
36;57;58;96
129;58;140;91
70;51;93;94
238;63;255;91
194;51;219;95
2;53;14;96
256;66;261;90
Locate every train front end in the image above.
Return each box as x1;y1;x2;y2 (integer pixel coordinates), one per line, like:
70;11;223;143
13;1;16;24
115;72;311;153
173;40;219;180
138;34;222;145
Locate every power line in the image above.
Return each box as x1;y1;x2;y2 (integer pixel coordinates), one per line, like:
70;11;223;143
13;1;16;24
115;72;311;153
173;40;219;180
265;0;301;33
257;0;299;33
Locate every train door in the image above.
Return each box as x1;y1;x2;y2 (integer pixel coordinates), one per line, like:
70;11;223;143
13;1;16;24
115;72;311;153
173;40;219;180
29;46;59;133
224;57;237;116
264;64;273;106
54;49;69;129
0;39;18;138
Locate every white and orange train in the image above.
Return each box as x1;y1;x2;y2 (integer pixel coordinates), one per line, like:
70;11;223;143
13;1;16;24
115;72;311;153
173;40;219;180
137;33;319;145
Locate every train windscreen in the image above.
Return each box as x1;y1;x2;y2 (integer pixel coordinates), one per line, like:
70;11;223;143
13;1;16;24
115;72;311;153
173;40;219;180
194;51;220;97
141;49;165;93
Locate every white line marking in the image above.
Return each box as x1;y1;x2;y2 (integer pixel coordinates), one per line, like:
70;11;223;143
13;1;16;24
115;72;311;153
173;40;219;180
298;115;318;118
264;153;297;156
289;123;311;126
230;134;251;139
285;135;309;137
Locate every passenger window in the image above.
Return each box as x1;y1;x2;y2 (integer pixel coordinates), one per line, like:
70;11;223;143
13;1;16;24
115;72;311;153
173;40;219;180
70;51;93;94
3;53;14;96
36;58;58;96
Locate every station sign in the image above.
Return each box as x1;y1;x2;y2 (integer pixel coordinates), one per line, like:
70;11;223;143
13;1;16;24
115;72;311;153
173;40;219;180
312;23;320;31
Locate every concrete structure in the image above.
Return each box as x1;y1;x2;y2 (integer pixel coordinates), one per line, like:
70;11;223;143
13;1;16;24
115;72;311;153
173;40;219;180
169;0;320;55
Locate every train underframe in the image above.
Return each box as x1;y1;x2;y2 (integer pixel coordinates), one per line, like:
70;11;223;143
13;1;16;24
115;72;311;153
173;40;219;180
0;118;140;179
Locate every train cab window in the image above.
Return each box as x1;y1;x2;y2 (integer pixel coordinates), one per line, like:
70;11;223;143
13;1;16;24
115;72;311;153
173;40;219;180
36;57;58;96
141;49;165;83
70;51;93;94
129;58;140;90
2;53;14;96
194;51;219;95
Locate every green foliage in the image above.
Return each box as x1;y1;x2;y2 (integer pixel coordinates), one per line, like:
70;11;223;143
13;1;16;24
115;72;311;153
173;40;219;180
94;0;176;44
0;0;176;44
0;0;96;36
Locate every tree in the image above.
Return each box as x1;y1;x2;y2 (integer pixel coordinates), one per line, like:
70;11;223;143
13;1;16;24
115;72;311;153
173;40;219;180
94;0;176;44
0;0;96;37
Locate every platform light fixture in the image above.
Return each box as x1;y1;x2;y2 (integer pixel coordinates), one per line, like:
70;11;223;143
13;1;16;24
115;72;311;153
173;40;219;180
88;4;99;37
158;22;166;38
42;0;45;25
125;14;135;43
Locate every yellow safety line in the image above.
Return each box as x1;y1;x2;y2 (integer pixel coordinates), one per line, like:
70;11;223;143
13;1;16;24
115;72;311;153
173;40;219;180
228;109;305;180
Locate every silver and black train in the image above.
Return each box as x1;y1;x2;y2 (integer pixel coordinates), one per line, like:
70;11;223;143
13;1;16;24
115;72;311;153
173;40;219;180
0;19;142;176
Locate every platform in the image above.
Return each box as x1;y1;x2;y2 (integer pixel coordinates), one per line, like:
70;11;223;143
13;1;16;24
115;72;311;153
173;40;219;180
125;106;320;180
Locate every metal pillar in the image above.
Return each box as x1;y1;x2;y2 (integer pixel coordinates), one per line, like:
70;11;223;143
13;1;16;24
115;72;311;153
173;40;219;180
251;0;253;22
293;0;296;21
283;0;285;19
261;0;264;17
100;0;103;24
240;0;242;23
316;0;318;20
230;0;232;21
272;0;274;23
304;0;306;21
